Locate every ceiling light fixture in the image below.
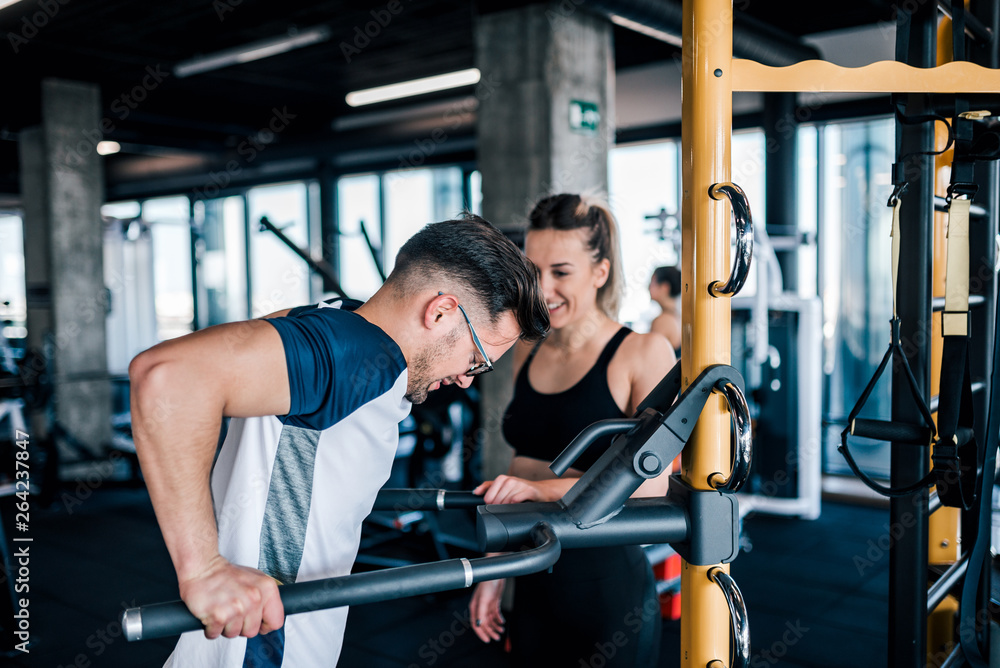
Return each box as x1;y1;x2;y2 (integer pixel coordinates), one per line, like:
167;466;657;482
608;14;682;48
96;141;121;156
346;68;481;107
174;25;333;78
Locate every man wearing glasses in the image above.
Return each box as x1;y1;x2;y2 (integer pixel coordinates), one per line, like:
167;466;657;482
129;214;549;667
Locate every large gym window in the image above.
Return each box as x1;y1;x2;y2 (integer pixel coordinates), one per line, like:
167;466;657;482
335;166;468;302
0;213;26;344
818;116;895;478
247;182;314;317
142;196;195;341
193;195;248;327
608;139;681;329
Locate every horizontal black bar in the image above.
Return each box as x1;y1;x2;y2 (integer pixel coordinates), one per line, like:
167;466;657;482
932;295;986;312
927;553;970;615
550;419;638;476
929;380;986;413
934;195;989;219
125;523;559;642
371;489;484;511
936;0;994;44
477;497;689;553
851;418;932;445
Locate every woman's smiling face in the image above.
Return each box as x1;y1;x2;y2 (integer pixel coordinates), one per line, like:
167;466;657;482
524;227;609;330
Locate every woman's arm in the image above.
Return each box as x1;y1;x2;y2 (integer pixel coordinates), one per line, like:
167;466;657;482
622;332;678;497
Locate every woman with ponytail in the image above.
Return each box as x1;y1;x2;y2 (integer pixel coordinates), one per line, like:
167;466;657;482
469;194;676;667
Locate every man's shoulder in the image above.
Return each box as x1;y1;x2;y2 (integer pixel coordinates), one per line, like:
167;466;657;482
276;300;404;370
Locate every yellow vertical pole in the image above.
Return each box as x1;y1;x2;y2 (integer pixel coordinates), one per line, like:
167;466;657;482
680;0;733;664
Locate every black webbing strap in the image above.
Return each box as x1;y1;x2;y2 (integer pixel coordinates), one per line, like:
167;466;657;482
933;335;979;509
934;100;982;509
958;243;1000;668
839;190;938;497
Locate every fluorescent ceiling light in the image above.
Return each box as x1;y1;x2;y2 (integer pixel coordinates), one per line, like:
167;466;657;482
0;0;25;10
609;14;682;48
174;26;332;78
346;69;481;107
97;141;121;156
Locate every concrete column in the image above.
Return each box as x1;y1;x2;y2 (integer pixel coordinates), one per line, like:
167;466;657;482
475;3;613;478
19;78;111;458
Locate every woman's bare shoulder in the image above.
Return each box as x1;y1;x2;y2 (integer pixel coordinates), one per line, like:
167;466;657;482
618;329;677;370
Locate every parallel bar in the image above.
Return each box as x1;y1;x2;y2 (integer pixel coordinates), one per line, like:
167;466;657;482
477;498;689;553
932;294;986;312
927;554;970;614
125;523;559;642
933;195;988;219
732;58;1000;93
371;489;485;511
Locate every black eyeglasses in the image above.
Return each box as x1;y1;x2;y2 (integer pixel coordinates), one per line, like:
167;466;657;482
441;293;493;376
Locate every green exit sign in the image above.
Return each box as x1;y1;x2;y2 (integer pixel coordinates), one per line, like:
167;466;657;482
569;100;600;134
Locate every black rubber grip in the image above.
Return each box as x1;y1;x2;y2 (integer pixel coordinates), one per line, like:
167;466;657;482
124;524;559;642
371;489;484;511
850;418;932;445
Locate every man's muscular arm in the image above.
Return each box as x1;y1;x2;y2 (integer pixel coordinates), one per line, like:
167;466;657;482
129;319;291;639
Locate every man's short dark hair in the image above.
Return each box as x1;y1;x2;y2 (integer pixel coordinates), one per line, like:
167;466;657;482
389;214;549;342
652;266;681;298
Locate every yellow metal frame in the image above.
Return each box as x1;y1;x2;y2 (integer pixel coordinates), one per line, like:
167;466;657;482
732;58;1000;93
680;0;733;664
680;0;1000;664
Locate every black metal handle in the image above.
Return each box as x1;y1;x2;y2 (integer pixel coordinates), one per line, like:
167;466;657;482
123;523;559;642
550;418;639;476
711;381;753;492
371;488;485;511
708;182;753;297
709;567;751;668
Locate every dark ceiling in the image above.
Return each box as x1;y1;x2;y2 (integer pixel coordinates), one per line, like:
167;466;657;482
0;0;894;198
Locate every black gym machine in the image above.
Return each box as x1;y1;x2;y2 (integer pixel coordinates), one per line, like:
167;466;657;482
120;361;753;665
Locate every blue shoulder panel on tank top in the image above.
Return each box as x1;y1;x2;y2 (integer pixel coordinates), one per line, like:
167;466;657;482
265;300;407;431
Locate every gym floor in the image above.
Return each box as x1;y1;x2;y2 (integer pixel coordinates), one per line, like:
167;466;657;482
4;479;891;668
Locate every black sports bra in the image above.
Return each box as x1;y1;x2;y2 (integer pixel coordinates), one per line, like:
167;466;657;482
502;327;632;472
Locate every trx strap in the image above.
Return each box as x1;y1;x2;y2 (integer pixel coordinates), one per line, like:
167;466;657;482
933;99;982;511
839;189;938;497
958;283;1000;668
934;191;980;510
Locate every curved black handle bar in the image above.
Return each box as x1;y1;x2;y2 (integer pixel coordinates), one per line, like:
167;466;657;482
122;523;559;642
550;419;640;477
708;182;753;298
